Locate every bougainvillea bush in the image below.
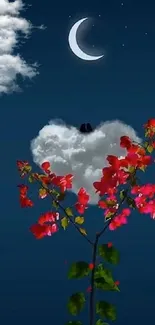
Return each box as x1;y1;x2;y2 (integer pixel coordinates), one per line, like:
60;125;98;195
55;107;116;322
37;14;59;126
17;119;155;325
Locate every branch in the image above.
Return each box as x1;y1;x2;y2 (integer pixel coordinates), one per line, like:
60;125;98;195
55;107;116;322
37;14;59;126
88;195;127;325
33;174;94;246
89;236;98;325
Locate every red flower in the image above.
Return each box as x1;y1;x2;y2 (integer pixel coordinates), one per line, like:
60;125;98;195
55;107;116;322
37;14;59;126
88;263;94;270
18;184;34;208
17;118;155;238
17;184;28;197
17;160;29;169
58;174;73;192
41;161;51;174
144;119;155;128
107;155;121;170
17;160;31;177
107;242;113;248
20;196;34;208
138;200;155;219
74;188;89;214
30;211;59;239
30;223;58;239
93;167;128;196
131;184;155;197
120;136;132;150
109;208;131;231
30;224;49;239
143;119;155;137
38;211;59;225
78;188;89;205
51;174;73;192
74;202;86;214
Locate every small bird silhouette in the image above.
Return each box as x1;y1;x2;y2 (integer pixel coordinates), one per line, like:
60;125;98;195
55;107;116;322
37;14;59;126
79;123;86;133
79;123;93;133
86;123;93;132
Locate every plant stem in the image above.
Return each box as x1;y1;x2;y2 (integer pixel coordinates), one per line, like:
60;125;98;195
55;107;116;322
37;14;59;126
89;195;127;325
89;237;98;325
88;168;140;324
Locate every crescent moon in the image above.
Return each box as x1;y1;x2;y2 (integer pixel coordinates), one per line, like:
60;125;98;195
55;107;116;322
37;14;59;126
68;17;104;61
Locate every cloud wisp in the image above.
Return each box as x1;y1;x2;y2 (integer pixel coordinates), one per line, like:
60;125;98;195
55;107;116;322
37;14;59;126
0;0;44;94
30;119;141;205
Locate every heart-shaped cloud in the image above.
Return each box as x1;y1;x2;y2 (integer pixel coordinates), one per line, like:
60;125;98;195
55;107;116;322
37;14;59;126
30;119;141;204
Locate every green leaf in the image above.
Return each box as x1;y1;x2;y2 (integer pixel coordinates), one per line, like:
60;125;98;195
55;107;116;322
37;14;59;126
52;200;59;209
96;301;116;321
147;144;153;153
38;188;47;198
28;174;36;183
94;264;120;292
24;165;32;173
139;165;146;172
75;216;84;225
143;141;149;149
128;166;135;173
67;292;85;316
79;228;87;236
68;261;89;279
119;189;127;201
61;217;69;230
65;207;74;217
106;200;116;207
65;321;82;325
104;211;114;222
126;197;136;209
95;278;119;292
96;320;109;325
144;130;149;138
98;244;120;264
95;277;108;289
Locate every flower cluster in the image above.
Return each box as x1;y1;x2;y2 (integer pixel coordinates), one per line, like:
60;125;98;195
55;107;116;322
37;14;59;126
75;187;90;214
131;184;155;219
16;118;155;325
30;211;60;239
93;127;154;230
17;184;33;208
17;118;155;236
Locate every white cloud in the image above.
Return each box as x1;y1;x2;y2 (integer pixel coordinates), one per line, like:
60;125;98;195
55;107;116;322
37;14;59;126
0;0;43;94
30;120;141;205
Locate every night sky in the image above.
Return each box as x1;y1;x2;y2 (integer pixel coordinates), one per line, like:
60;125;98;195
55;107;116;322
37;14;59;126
1;0;155;324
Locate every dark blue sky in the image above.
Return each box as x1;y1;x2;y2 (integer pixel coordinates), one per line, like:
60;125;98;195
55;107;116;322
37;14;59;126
1;0;155;324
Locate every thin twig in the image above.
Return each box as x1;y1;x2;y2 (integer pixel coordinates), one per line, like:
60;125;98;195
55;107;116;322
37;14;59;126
33;175;94;246
89;189;130;325
89;237;98;325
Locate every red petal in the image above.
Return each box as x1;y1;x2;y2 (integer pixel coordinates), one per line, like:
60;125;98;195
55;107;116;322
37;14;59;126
41;161;51;172
30;224;46;239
